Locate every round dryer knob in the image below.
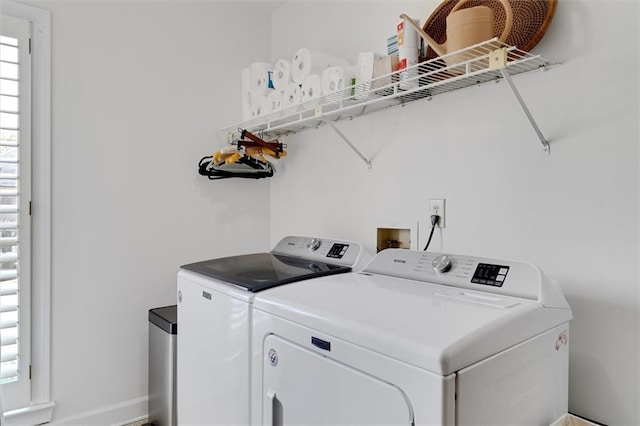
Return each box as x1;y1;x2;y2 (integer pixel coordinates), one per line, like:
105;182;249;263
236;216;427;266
432;255;452;273
306;238;321;252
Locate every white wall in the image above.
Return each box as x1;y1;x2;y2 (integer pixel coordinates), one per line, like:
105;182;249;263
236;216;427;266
12;1;637;424
270;1;639;425
25;1;273;423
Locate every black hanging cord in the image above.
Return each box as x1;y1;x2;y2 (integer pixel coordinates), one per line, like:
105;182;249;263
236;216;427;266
198;156;273;180
423;215;440;251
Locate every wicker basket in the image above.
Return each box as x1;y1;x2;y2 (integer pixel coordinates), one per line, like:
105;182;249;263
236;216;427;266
422;0;558;60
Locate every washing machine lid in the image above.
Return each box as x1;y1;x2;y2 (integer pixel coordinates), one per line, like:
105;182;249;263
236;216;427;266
253;249;572;375
180;253;351;292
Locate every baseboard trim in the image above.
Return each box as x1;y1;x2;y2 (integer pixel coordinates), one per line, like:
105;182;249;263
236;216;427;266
3;401;56;426
49;396;148;426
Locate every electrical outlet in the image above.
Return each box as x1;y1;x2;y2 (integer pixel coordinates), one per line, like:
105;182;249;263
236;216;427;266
430;199;446;228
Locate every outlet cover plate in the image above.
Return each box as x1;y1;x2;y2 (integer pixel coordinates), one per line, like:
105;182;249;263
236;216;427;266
430;199;446;228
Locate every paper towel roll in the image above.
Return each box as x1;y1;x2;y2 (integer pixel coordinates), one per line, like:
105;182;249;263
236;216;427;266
265;90;283;114
250;62;273;96
271;59;292;90
398;17;420;48
291;48;350;85
241;67;252;121
321;66;358;97
281;82;302;108
301;74;322;104
357;52;384;83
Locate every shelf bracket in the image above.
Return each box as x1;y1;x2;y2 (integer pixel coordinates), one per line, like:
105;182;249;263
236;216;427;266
326;122;372;170
500;68;550;154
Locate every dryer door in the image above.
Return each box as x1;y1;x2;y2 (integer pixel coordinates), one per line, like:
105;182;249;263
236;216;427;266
262;334;413;426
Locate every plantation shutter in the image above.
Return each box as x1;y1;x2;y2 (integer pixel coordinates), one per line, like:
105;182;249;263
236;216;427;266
1;16;31;388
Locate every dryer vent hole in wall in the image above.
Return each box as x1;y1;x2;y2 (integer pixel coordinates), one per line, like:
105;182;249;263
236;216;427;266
376;227;412;252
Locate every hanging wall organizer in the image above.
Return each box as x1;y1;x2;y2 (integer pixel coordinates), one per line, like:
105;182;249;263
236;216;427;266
199;129;286;180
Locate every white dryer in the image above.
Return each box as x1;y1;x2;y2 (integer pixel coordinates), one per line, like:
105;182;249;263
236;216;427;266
176;236;369;426
251;249;572;426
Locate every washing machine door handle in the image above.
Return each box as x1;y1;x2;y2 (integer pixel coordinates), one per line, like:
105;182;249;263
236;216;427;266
265;390;278;426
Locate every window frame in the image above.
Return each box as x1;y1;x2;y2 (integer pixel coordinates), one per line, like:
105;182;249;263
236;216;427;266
1;12;33;405
0;1;53;424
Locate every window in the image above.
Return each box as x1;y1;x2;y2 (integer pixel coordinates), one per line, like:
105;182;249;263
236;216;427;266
1;1;52;424
1;14;32;407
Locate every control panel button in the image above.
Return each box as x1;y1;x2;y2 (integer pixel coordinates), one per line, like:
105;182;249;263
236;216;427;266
432;255;452;273
306;238;321;252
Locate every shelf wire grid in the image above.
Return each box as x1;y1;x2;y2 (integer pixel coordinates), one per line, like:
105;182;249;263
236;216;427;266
221;39;552;141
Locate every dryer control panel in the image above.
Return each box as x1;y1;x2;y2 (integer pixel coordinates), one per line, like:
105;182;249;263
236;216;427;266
363;249;541;301
471;263;510;287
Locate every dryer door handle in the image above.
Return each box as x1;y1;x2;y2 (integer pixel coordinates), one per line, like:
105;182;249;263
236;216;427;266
265;390;280;426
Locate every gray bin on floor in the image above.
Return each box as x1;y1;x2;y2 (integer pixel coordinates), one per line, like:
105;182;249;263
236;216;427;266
148;305;177;426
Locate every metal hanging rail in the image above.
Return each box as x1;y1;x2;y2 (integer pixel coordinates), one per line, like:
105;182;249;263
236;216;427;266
221;39;555;168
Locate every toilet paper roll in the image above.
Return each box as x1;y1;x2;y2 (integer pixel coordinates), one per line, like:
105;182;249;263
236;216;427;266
281;82;302;108
301;74;322;104
321;66;358;97
291;48;350;85
251;94;267;118
398;47;419;90
265;90;283;114
241;67;252;121
250;62;273;96
271;59;292;90
397;17;420;48
357;52;384;83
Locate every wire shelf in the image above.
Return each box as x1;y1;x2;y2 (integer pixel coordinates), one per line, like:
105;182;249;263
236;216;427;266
221;39;553;144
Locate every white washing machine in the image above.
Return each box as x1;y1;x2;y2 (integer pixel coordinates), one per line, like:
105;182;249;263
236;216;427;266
176;236;369;426
251;249;572;426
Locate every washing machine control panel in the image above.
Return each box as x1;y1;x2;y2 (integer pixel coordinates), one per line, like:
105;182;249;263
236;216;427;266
272;236;367;268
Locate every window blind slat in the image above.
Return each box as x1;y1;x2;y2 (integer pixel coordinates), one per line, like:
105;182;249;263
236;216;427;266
0;310;17;328
0;279;17;294
0;237;17;247
0;205;18;213
1;363;17;380
0;326;16;345
0;221;18;230
0;344;17;362
0;285;18;310
0;299;17;313
0;270;18;282
0;252;18;263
